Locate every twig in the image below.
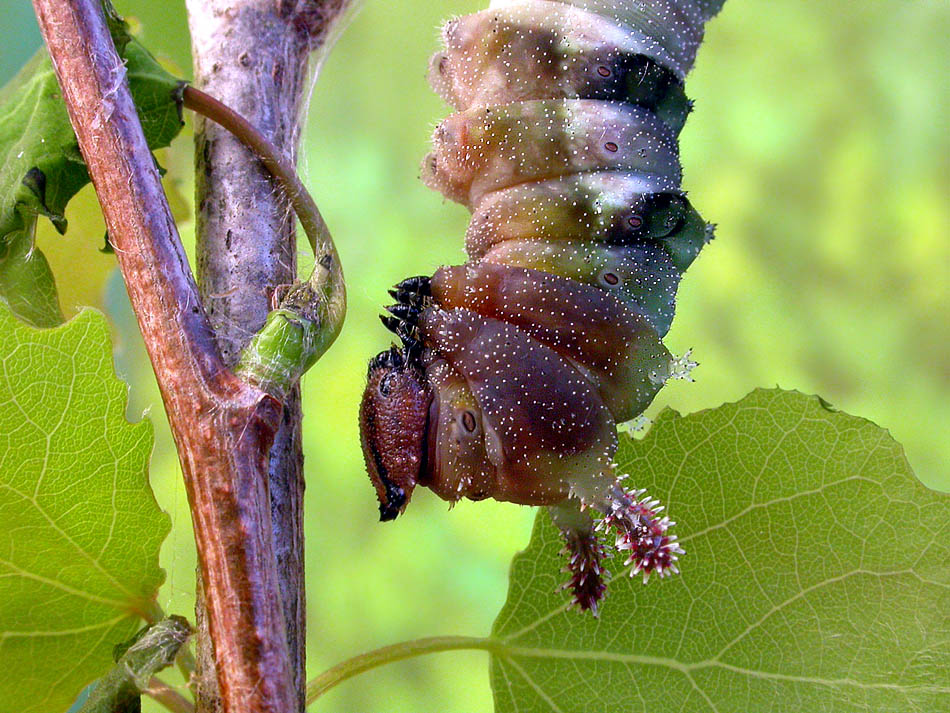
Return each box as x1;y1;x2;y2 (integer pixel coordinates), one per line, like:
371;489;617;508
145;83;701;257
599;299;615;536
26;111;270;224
147;677;196;713
31;1;296;711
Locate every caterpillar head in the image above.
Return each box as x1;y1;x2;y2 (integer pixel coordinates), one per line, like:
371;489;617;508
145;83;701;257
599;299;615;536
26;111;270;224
359;347;430;521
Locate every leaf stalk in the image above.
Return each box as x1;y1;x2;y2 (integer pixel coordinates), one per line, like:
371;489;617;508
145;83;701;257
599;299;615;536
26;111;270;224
306;636;501;703
182;85;346;399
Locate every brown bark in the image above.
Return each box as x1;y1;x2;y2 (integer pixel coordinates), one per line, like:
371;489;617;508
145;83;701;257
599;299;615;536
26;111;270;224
185;1;351;710
32;1;296;711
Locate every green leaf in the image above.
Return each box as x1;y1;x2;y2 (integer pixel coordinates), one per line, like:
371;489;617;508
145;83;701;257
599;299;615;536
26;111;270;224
77;616;191;713
491;389;950;712
0;224;63;327
0;6;184;327
0;304;170;713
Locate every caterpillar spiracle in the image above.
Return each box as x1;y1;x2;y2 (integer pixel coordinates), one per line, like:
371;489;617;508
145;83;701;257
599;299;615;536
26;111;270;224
360;0;723;612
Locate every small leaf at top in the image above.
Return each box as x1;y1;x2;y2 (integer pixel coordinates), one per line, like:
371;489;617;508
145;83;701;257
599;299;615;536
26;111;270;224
0;304;170;713
491;389;950;712
0;4;185;327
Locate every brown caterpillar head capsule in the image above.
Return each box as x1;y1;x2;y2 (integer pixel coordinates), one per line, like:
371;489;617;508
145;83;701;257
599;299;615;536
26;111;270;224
359;347;430;521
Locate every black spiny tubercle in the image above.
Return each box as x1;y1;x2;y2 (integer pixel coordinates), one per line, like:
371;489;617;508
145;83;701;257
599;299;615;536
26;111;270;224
379;276;432;361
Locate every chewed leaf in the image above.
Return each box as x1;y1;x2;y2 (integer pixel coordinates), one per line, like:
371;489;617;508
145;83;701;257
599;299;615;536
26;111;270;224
0;11;184;326
0;304;170;713
490;389;950;713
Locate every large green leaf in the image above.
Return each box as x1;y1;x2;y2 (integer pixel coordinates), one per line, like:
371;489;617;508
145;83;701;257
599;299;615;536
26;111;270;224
491;389;949;712
0;4;184;327
0;304;170;713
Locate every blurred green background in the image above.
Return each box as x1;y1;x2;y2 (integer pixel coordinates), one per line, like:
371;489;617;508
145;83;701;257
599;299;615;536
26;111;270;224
2;1;947;711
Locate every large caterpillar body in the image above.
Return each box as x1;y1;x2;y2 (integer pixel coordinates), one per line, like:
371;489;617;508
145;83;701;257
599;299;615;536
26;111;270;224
361;0;723;611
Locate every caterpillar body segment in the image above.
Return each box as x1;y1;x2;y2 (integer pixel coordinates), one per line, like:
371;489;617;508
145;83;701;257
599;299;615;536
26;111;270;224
423;100;682;207
430;262;672;421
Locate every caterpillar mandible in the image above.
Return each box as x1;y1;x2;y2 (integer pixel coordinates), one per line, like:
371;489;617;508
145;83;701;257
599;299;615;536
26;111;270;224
360;0;723;613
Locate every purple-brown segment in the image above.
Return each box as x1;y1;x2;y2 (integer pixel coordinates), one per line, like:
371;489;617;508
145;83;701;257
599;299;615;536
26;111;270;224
418;308;618;504
480;238;682;336
431;262;672;421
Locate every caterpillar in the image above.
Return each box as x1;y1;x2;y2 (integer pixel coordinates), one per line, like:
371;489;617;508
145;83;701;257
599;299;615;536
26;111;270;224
360;0;723;612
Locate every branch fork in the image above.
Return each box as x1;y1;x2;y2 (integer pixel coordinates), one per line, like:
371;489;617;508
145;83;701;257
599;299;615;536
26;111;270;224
31;1;346;712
